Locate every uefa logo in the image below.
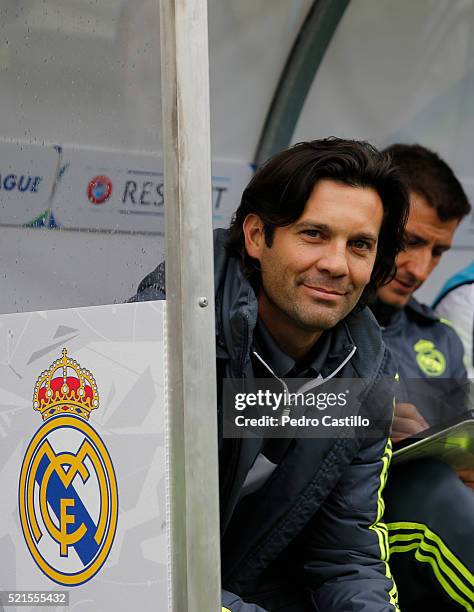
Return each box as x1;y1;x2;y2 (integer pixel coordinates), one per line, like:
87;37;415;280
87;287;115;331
19;349;118;586
87;175;113;205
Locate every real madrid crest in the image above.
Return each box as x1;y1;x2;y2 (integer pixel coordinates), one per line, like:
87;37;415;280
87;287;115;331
19;349;118;586
414;339;446;377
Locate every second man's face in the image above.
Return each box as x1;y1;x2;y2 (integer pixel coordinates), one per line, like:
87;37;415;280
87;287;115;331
244;179;384;338
377;191;458;308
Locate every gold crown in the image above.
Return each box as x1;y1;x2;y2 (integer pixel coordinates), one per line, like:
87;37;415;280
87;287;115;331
33;348;99;421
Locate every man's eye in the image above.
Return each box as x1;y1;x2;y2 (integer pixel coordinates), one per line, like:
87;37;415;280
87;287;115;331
302;230;322;238
404;235;419;247
352;240;371;250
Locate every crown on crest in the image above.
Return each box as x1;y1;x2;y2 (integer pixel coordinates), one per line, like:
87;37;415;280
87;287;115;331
33;349;99;421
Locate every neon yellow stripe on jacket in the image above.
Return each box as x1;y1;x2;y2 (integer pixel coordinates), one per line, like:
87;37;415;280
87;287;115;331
390;542;473;611
370;439;399;610
388;521;474;611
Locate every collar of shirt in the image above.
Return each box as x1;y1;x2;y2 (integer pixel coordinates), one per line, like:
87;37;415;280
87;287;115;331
253;319;332;379
370;298;404;329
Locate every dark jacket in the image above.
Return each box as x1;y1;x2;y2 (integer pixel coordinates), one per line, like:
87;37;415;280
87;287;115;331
374;298;468;425
131;229;400;611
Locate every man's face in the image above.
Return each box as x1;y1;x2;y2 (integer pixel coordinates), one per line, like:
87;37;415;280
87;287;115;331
377;192;459;308
244;179;383;342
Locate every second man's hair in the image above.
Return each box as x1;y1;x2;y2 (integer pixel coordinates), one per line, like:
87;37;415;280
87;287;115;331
383;143;471;222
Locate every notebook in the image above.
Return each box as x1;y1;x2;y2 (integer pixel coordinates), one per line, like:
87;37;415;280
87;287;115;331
392;410;474;469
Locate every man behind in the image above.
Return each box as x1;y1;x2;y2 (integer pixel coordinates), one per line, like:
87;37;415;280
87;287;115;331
132;138;408;611
372;143;474;610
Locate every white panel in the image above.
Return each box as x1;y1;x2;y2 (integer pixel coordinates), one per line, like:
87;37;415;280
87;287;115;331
0;301;169;610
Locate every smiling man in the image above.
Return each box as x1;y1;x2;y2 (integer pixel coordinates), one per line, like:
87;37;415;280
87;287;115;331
371;143;474;611
132;138;409;611
244;179;382;357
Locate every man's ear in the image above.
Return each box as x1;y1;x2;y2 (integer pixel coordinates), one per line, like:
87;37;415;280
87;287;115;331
243;214;265;261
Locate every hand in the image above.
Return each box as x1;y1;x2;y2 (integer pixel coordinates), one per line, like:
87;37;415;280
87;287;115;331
391;402;429;444
457;469;474;491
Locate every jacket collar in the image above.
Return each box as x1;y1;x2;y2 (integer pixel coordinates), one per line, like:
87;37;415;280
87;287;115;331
371;296;438;333
253;319;334;379
405;296;439;322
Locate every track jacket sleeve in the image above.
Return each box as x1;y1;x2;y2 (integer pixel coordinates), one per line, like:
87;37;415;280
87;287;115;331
302;435;399;611
436;283;474;378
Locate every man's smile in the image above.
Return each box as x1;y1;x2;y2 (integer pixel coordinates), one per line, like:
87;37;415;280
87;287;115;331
392;276;419;293
301;284;348;301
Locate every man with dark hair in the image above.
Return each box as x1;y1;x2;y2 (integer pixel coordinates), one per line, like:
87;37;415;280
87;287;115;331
371;143;474;611
380;144;471;225
132;138;408;611
375;143;470;430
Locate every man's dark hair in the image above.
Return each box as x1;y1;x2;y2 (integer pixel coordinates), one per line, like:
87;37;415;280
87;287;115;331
383;143;471;222
227;137;409;306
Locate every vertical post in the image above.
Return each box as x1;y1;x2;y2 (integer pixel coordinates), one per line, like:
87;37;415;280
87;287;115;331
159;1;221;612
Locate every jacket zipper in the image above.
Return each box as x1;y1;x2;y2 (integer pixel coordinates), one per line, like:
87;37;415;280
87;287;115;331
251;346;357;419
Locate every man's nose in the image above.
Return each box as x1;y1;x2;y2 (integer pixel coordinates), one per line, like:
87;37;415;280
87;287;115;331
404;249;432;284
315;241;349;277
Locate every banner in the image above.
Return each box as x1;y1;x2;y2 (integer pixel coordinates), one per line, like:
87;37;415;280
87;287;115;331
52;146;253;234
0;139;58;227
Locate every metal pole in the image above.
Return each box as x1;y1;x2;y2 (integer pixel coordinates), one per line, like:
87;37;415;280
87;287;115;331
159;1;221;611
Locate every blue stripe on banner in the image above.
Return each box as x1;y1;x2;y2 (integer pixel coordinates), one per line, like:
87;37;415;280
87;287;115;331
35;454;101;567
